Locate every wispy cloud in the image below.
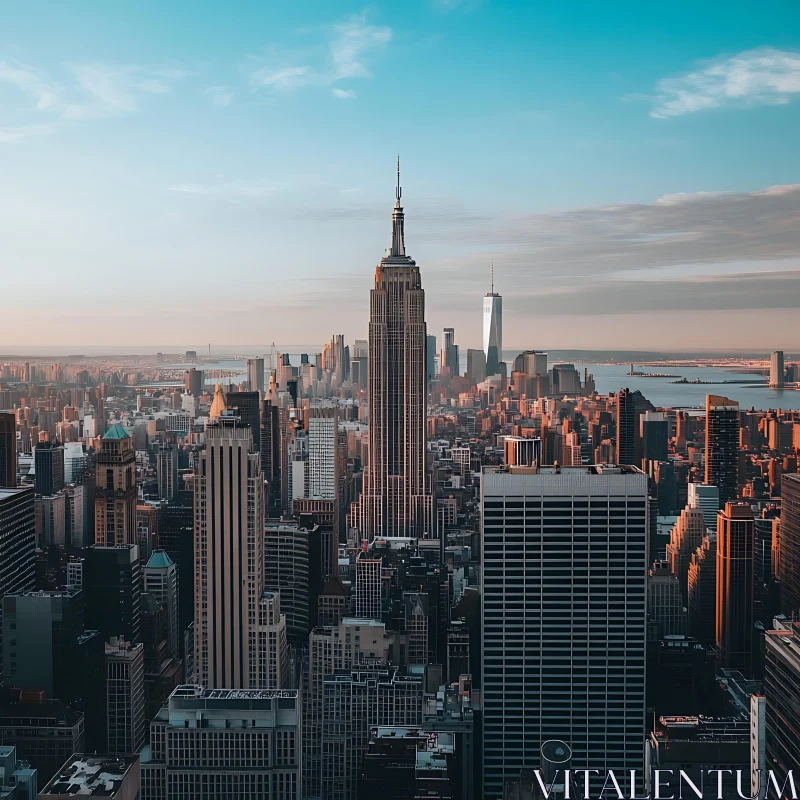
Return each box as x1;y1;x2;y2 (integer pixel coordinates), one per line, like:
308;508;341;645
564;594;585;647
0;122;60;144
0;59;59;109
649;47;800;119
204;85;234;106
248;13;390;96
432;0;482;11
166;179;282;199
0;59;189;141
251;65;313;91
329;14;391;80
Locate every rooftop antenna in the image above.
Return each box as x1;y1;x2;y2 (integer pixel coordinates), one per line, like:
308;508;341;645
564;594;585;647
491;261;494;294
396;154;401;203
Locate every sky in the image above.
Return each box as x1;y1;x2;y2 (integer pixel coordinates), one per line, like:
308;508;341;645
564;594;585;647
1;0;800;352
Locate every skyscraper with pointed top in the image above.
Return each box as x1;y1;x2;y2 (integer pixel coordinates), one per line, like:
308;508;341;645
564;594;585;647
352;161;433;539
484;262;503;377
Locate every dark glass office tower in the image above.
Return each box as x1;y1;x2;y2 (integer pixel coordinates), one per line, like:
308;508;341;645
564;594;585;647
85;544;141;645
0;412;16;488
763;623;800;780
640;411;668;463
0;487;36;668
481;464;648;798
779;474;800;619
705;394;740;507
715;502;754;674
34;441;65;496
615;388;636;465
225;390;261;453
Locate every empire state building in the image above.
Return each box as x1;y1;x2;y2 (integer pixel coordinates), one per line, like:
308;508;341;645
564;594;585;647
352;163;433;540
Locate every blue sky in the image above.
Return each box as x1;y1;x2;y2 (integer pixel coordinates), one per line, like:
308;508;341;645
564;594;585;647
2;0;800;350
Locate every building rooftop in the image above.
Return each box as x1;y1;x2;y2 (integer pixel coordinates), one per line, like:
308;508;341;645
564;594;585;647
340;617;386;627
0;698;83;727
144;550;174;569
39;754;137;797
101;423;129;440
0;487;33;502
169;685;298;702
485;463;643;476
652;715;750;744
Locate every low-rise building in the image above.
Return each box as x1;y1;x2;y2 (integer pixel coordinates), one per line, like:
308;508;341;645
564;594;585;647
38;754;140;800
141;685;301;800
0;700;84;789
0;745;36;800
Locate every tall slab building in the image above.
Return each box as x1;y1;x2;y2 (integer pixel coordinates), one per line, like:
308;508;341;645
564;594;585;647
353;165;433;540
0;412;16;488
193;420;264;689
715;502;754;674
481;464;648;798
780;474;800;619
705;394;740;508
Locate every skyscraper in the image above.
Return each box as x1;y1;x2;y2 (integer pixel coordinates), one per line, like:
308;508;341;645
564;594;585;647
355;165;433;540
303;617;408;797
441;328;459;377
640;411;668;464
0;487;36;668
307;402;339;501
687;482;720;530
763;622;800;781
156;443;178;502
224;390;261;453
716;502;754;674
34;441;65;496
320;667;423;800
355;551;382;619
86;544;142;645
426;334;437;382
616;388;636;465
513;350;548;378
647;561;687;636
247;357;265;394
263;522;310;645
193;420;264;689
687;531;717;647
0;412;16;488
769;350;784;388
105;638;145;756
94;424;136;547
705;394;740;507
261;391;281;509
183;368;203;397
143;550;179;662
666;506;706;601
481;464;648;797
2;589;86;700
483;264;503;378
779;474;800;619
466;348;487;385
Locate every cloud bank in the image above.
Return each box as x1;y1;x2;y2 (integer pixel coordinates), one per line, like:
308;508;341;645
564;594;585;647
650;47;800;118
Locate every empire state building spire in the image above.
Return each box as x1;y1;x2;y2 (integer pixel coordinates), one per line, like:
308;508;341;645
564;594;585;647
349;163;433;540
390;155;405;257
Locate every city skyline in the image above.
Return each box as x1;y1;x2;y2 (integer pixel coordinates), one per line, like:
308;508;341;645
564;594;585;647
2;2;800;348
3;5;800;798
